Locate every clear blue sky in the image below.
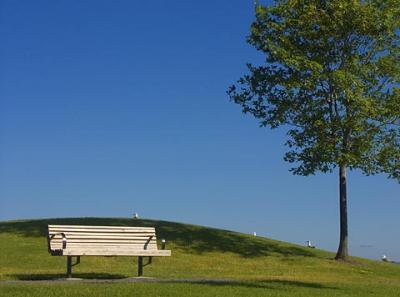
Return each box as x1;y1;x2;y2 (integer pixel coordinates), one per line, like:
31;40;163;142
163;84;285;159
1;0;399;261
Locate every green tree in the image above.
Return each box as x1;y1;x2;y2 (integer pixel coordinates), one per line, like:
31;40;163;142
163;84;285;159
228;0;400;260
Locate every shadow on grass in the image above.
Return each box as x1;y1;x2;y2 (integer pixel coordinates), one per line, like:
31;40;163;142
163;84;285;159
0;217;317;258
171;279;339;290
8;273;126;281
3;276;339;291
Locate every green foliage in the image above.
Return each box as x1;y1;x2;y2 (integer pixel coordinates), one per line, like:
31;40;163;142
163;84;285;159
228;0;400;179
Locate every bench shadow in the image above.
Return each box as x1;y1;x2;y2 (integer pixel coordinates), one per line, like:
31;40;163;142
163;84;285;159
8;273;126;281
0;217;318;258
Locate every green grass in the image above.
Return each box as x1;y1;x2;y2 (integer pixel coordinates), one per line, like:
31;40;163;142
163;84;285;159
1;217;399;296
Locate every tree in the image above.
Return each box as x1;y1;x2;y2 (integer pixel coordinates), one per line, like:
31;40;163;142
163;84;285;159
228;0;400;260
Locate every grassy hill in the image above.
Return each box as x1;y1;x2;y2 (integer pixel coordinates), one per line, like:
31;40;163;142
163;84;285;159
1;217;399;297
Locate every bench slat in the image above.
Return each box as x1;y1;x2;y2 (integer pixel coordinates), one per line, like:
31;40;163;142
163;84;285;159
51;245;157;249
63;249;171;256
51;242;158;246
50;232;156;240
49;225;155;230
52;243;158;250
52;239;156;245
49;228;156;234
49;233;156;238
52;235;157;242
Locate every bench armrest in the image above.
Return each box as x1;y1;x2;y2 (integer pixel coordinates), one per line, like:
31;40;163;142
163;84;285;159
48;232;67;252
144;235;153;250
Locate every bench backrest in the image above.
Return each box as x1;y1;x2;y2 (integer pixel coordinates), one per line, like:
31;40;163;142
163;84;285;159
48;225;158;251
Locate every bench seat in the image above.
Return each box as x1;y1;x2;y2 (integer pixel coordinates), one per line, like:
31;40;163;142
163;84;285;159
61;249;171;256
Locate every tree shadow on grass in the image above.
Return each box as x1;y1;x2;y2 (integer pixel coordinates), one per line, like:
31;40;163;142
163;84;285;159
0;217;317;258
167;279;339;291
4;276;339;291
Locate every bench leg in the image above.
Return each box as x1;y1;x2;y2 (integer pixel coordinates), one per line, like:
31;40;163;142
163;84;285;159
67;256;72;278
74;256;81;266
138;256;143;277
148;256;152;265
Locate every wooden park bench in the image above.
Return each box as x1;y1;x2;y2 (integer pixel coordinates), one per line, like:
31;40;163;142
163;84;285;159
47;225;171;278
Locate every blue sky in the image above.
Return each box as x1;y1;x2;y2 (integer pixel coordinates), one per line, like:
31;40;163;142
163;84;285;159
1;0;399;261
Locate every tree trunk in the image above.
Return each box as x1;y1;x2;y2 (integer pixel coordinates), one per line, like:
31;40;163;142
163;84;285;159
335;164;349;260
